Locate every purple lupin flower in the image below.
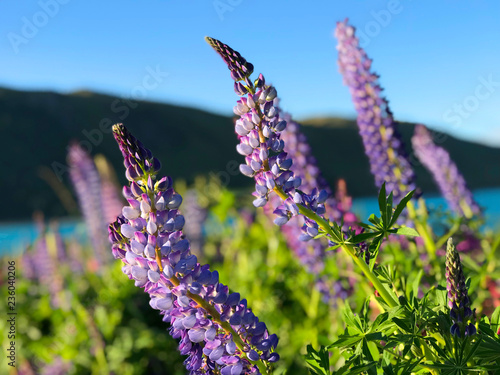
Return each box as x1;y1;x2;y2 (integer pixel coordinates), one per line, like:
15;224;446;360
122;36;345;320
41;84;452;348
412;125;480;218
334;179;358;226
33;230;64;309
95;154;125;225
182;190;208;257
446;238;476;337
335;20;416;205
67;239;85;274
21;250;36;280
40;357;71;375
206;37;359;305
109;123;279;374
50;221;68;264
278;113;359;231
68;143;109;266
265;113;328;275
205;36;328;245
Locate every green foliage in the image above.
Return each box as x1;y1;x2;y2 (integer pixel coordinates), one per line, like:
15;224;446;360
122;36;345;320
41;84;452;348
2;182;500;374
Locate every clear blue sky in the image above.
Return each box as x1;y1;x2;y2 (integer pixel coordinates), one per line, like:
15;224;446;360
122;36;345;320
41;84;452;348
1;1;500;146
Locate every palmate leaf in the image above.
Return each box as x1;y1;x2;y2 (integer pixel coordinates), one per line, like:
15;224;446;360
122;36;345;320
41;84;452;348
475;335;500;361
403;359;424;375
368;214;382;227
389;189;415;227
305;344;330;375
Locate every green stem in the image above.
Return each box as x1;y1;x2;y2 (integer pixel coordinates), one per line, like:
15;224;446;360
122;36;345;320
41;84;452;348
273;187;399;309
72;298;109;374
406;201;436;260
436;221;460;249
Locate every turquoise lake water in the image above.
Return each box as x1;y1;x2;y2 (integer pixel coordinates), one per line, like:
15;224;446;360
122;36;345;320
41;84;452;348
351;187;500;226
1;188;499;257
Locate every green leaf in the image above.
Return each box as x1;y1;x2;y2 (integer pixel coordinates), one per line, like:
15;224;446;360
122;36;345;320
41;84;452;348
393;227;420;237
368;238;382;271
463;337;482;363
334;358;357;375
342;304;363;332
349;232;381;244
491;306;500;333
368;214;381;227
356;222;378;230
341;362;377;375
329;334;364;349
385;192;394;228
304;345;330;375
378;183;388;225
392;317;412;333
476;336;500;361
370;312;389;332
389;189;415;227
411;270;424;301
326;244;342;252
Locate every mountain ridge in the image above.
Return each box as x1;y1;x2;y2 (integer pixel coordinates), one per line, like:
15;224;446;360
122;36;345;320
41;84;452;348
1;86;499;220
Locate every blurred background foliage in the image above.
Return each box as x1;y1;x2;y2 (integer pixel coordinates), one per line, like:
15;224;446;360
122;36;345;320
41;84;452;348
1;160;499;373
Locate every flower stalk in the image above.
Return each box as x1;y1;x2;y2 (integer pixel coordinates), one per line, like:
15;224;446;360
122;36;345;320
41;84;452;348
109;123;279;374
206;36;398;309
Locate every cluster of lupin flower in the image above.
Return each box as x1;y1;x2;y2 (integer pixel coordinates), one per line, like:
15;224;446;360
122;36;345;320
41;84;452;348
446;238;476;337
272;113;357;304
68;142;111;266
335;19;417;206
412;125;480;219
108;124;279;374
205;36;400;311
205;36;330;245
206;32;363;304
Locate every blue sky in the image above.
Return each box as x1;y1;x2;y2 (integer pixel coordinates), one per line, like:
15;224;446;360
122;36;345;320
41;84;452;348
1;1;500;146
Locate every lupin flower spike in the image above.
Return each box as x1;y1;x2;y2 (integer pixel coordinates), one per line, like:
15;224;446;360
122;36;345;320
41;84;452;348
335;19;416;206
68;143;109;266
271;113;357;303
94;154;125;225
205;36;329;243
205;36;400;309
445;238;476;337
109;123;279;374
412;125;480;219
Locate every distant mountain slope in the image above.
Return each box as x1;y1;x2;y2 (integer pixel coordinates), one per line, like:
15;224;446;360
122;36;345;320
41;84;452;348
299;117;500;198
1;87;499;220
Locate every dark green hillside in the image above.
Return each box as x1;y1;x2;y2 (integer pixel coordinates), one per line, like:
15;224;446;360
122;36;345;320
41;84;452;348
1;87;499;220
299;118;500;197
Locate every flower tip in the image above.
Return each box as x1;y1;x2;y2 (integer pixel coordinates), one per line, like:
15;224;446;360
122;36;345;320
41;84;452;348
112;123;124;133
204;36;219;49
